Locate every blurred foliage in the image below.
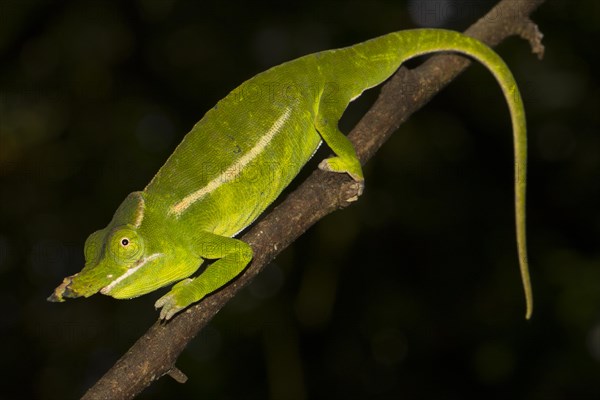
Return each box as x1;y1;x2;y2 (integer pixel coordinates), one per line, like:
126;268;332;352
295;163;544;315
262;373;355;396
0;0;599;399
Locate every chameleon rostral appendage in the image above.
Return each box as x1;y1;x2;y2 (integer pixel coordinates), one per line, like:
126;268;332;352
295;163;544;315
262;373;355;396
48;29;532;320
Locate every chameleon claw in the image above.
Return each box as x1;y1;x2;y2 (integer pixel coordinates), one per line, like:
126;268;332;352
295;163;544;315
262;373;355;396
155;278;198;320
155;294;183;320
347;180;364;202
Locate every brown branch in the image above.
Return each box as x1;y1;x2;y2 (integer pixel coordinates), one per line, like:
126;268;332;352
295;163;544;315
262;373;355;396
81;0;546;398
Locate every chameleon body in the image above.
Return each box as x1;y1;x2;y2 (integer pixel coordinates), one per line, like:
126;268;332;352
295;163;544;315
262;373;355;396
48;29;532;320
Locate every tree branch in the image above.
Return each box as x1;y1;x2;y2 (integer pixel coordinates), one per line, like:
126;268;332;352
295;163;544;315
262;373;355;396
82;0;546;398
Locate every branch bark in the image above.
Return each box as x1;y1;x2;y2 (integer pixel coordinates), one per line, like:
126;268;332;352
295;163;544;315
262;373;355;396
82;0;546;398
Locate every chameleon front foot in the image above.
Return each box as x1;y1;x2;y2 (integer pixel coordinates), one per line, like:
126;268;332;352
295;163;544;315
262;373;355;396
155;278;202;320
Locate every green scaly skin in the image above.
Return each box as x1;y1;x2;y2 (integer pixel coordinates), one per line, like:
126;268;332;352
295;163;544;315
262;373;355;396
48;29;532;320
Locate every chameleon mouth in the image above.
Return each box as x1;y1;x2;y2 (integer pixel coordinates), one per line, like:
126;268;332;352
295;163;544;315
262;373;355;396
99;253;162;297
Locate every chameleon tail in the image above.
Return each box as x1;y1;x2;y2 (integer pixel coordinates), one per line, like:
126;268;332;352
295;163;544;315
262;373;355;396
350;29;532;319
393;29;531;319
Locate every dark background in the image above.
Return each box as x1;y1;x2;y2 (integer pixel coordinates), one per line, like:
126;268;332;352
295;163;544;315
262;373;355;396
1;0;598;399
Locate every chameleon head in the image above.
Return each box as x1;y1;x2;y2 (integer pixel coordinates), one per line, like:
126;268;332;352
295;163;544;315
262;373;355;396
47;191;182;302
47;225;159;301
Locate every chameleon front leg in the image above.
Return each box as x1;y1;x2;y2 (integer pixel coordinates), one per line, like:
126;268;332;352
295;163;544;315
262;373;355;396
155;232;253;320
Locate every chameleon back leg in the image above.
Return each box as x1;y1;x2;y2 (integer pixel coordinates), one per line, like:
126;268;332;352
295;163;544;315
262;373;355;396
314;85;365;184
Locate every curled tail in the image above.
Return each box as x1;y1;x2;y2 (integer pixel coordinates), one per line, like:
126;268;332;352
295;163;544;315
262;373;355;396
350;29;532;318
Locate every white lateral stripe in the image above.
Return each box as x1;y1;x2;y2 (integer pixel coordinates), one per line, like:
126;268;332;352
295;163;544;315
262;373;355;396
170;108;292;216
100;253;162;294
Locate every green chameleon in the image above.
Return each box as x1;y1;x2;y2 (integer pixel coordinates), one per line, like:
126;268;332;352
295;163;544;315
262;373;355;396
48;29;533;320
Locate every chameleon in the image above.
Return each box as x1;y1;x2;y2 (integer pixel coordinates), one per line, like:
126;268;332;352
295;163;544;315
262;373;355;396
48;29;533;320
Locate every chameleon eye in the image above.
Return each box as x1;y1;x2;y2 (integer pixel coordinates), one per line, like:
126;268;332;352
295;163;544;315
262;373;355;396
109;228;143;264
